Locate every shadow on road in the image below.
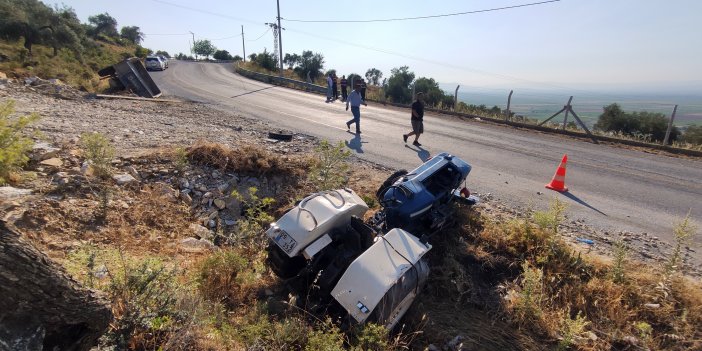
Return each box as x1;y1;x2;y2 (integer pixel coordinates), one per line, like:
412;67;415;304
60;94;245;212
404;144;431;161
345;132;366;154
559;191;608;216
230;86;275;98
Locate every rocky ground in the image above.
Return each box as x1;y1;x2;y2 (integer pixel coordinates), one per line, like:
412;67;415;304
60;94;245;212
1;77;698;278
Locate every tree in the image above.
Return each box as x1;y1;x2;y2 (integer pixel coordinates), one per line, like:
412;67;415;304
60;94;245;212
594;104;639;135
0;0;55;56
283;53;300;69
254;49;277;71
682;125;702;145
49;5;84;57
0;222;112;350
213;49;234;60
232;55;243;61
155;50;170;58
134;46;152;58
87;12;118;39
192;39;216;59
413;77;446;107
594;103;678;143
365;68;383;86
385;66;415;104
120;25;143;44
294;50;324;81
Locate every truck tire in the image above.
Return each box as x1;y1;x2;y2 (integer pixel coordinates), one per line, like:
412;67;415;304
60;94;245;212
376;170;408;201
267;243;306;279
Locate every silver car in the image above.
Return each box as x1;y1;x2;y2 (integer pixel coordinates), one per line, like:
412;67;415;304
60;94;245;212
145;56;165;71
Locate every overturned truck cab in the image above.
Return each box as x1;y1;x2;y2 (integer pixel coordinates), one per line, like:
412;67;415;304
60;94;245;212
265;189;431;329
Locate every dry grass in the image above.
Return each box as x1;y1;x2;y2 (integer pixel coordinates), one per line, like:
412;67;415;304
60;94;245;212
187;140;309;177
470;209;702;350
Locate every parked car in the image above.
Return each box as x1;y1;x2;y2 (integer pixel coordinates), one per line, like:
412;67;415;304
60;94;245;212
157;55;169;69
145;56;165;71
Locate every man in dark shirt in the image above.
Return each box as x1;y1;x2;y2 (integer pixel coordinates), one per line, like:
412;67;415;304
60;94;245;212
340;75;348;101
360;79;367;101
332;74;338;100
403;92;425;146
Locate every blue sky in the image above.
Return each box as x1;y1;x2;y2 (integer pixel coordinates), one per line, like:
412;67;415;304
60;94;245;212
52;0;702;94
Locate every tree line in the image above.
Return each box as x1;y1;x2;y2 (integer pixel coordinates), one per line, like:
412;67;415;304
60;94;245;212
0;0;151;59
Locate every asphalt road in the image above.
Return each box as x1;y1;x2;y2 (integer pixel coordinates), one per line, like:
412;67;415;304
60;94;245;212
151;61;702;256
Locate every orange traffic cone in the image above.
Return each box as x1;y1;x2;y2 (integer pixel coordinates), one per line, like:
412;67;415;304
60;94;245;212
545;154;569;192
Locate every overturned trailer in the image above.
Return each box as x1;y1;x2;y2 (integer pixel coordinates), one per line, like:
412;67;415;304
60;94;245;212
98;57;162;98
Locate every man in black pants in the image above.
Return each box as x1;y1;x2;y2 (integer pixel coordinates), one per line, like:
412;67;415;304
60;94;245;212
340;75;348;101
403;92;425;146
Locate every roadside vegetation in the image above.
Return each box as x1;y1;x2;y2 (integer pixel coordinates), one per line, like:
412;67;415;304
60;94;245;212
0;0;167;91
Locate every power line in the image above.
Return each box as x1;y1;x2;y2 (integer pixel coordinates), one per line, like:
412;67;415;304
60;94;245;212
212;33;242;41
248;27;271;42
150;0;263;25
282;0;560;23
283;27;669;101
144;33;190;36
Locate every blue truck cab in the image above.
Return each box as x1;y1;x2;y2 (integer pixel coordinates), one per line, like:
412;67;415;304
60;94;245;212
376;152;478;234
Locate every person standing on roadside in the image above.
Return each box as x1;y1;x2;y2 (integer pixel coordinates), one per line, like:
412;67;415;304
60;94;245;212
403;92;425;146
340;75;348;101
345;84;367;134
360;79;367;101
326;73;333;102
332;73;339;101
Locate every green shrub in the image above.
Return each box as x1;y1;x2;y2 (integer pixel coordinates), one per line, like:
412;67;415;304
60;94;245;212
230;186;275;248
0;100;40;184
594;103;679;143
514;261;544;321
558;310;589;350
196;249;263;306
308;140;350;190
682;124;702;145
352;323;389;351
533;198;568;236
306;318;345;351
610;239;628;284
664;213;697;278
81;132;115;178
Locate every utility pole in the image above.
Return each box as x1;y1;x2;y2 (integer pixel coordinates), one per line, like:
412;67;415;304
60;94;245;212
241;25;246;62
189;31;195;59
276;0;283;77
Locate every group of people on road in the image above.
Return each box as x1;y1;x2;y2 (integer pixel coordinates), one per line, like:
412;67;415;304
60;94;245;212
326;73;366;103
338;79;425;147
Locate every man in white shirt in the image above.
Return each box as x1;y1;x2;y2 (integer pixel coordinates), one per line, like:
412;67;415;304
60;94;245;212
326;73;333;102
345;85;367;134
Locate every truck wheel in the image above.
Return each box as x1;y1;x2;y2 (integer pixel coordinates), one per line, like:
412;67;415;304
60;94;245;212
267;243;306;279
376;170;408;201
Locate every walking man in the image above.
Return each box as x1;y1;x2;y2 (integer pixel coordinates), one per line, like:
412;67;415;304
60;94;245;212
403;92;425;146
332;74;339;100
326;73;333;102
340;75;348;101
345;84;367;134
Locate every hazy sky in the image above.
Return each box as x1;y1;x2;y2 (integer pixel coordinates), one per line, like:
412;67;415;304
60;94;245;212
51;0;702;93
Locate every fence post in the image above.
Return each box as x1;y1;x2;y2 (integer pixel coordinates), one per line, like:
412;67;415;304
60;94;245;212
663;104;678;145
454;85;460;111
505;90;513;121
562;96;573;130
